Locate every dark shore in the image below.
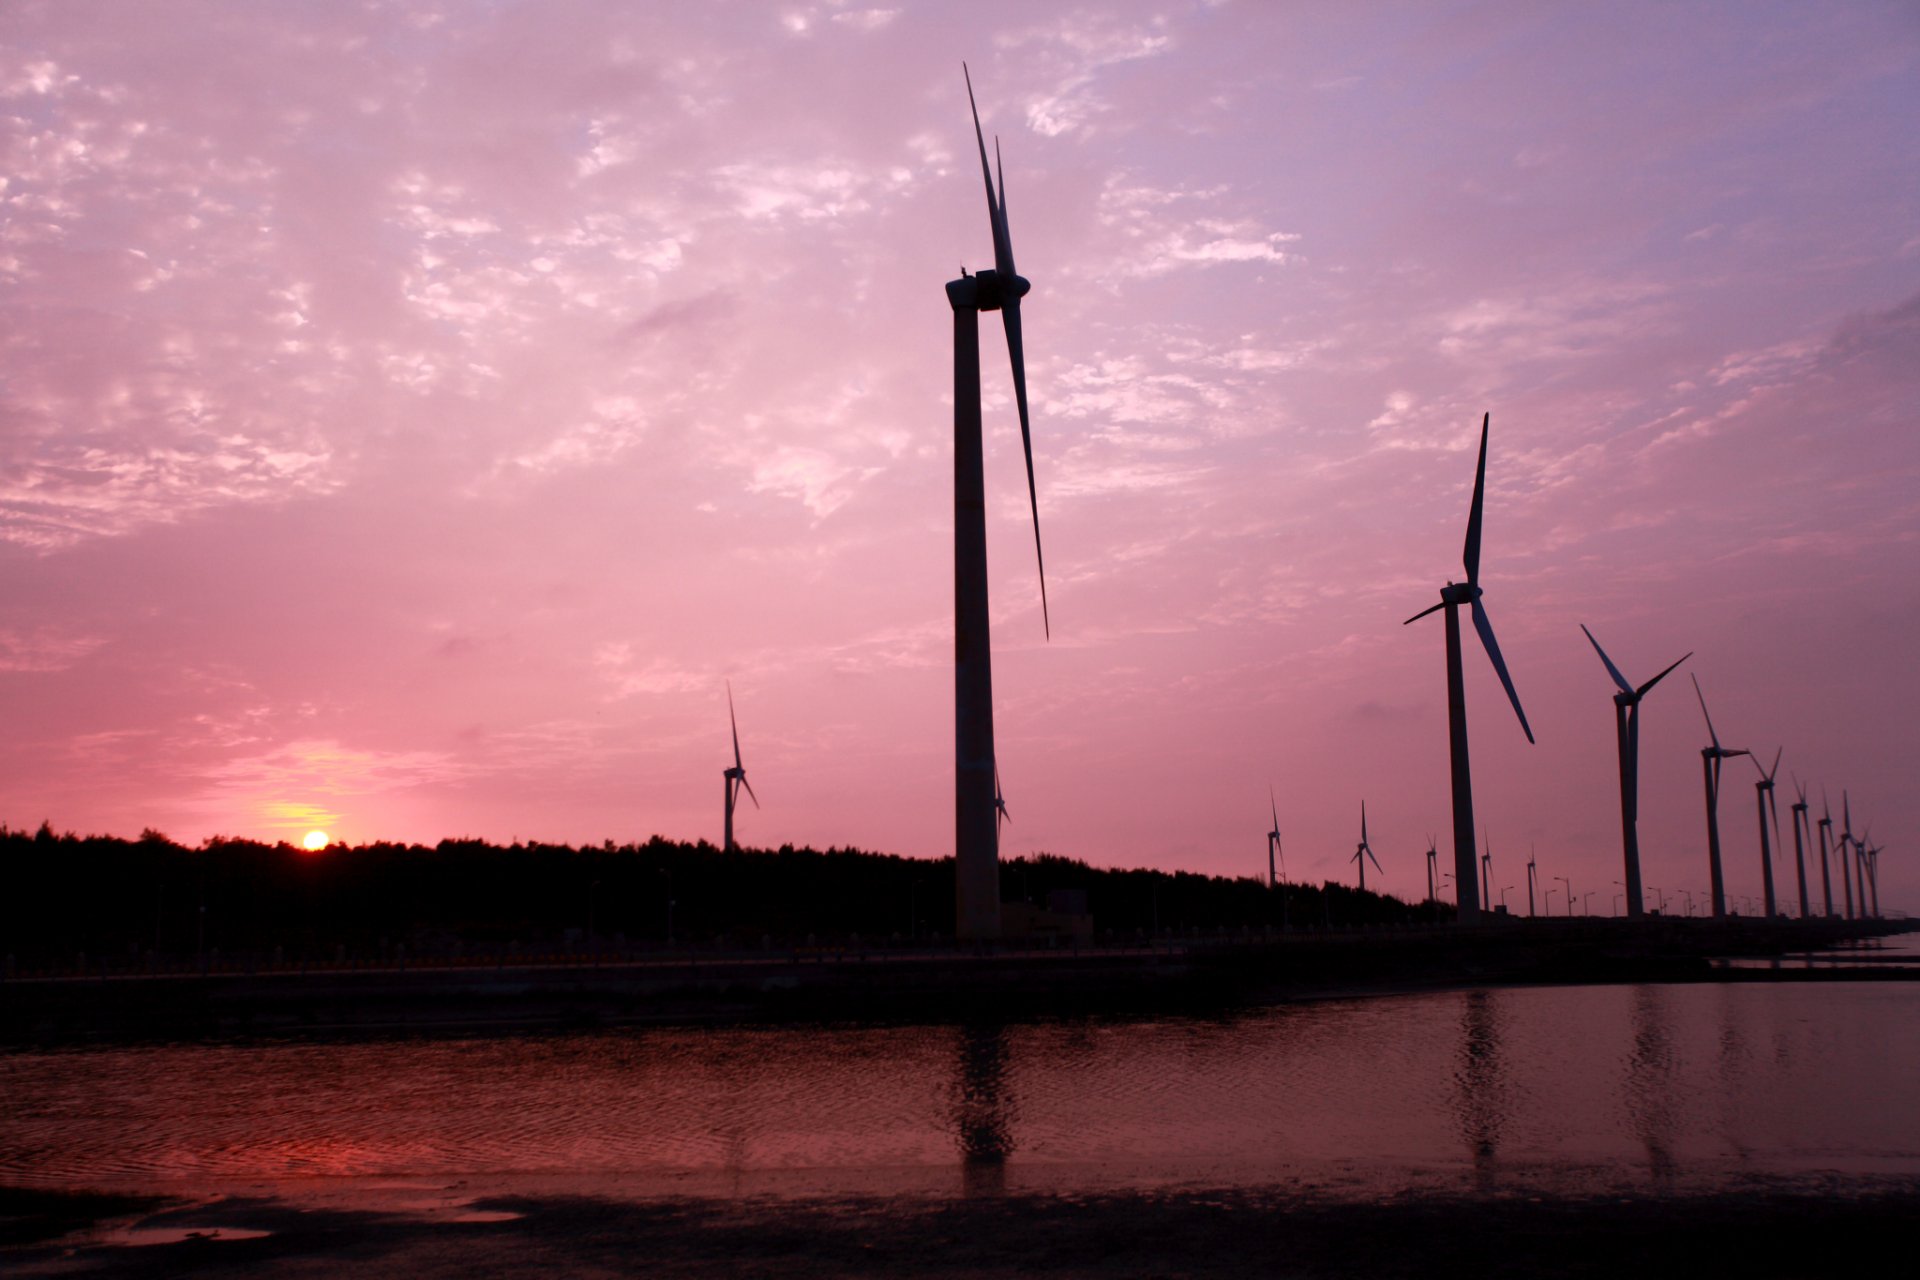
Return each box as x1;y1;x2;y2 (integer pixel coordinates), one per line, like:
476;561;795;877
7;1180;1918;1279
3;915;1910;1044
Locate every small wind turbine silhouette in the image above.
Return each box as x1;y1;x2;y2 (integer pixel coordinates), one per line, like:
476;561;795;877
1838;791;1857;920
1788;777;1812;918
993;763;1010;847
1425;834;1439;905
1352;802;1383;893
722;682;758;853
1526;844;1538;919
949;65;1051;940
1751;749;1783;918
1691;674;1748;918
1404;413;1533;924
1816;790;1837;918
1862;839;1881;919
1480;836;1493;914
1580;625;1689;919
1266;788;1283;890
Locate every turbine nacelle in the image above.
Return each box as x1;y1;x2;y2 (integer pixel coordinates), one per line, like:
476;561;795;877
969;267;1030;311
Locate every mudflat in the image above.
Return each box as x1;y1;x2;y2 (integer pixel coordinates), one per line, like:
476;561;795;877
7;1181;1915;1279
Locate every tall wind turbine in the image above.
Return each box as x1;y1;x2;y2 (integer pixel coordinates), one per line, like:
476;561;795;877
1404;414;1535;924
1863;841;1882;918
1425;834;1438;905
1751;749;1783;919
994;763;1010;848
949;66;1050;940
1526;844;1538;919
1691;674;1749;918
1788;777;1812;919
1817;790;1836;918
1580;625;1690;919
1352;802;1383;893
722;682;758;853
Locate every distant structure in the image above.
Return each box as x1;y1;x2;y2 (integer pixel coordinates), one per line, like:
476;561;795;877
1751;749;1783;918
1579;624;1689;919
1691;674;1748;918
1352;802;1382;892
1817;792;1837;917
1404;414;1534;924
1788;777;1812;918
950;67;1050;941
722;682;759;853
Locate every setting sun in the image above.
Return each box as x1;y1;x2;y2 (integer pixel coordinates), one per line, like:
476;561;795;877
302;830;329;851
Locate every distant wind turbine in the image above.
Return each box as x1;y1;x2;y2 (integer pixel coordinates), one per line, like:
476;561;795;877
1425;834;1438;905
1352;802;1383;893
1751;749;1783;919
1480;836;1493;915
1580;625;1690;919
994;763;1010;849
1788;776;1812;919
950;66;1051;940
722;681;758;854
1404;414;1535;924
1817;790;1837;918
1691;674;1749;918
1526;844;1538;919
1268;788;1290;930
1838;791;1857;920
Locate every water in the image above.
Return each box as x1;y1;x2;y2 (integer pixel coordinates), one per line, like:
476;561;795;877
5;982;1917;1203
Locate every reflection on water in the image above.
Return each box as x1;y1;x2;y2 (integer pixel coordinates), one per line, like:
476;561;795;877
952;1025;1014;1196
4;983;1919;1201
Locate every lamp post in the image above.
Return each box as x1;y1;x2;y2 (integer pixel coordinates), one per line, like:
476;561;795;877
1499;885;1515;912
1648;885;1666;914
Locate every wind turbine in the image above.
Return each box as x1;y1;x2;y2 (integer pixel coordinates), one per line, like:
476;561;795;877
1863;841;1882;918
949;66;1050;940
1526;844;1538;919
1352;802;1383;893
1691;674;1748;918
1817;790;1836;918
722;681;758;853
1788;777;1812;919
1425;834;1438;905
1480;836;1493;915
994;763;1010;848
1838;792;1856;920
1751;749;1783;918
1268;788;1290;930
1404;413;1535;924
1580;625;1690;919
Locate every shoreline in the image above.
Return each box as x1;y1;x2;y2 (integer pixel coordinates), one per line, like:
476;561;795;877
5;917;1912;1045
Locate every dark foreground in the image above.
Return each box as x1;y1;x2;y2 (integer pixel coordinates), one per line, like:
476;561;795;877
6;1181;1916;1279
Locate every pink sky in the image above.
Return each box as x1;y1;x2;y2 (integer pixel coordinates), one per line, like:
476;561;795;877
3;2;1915;915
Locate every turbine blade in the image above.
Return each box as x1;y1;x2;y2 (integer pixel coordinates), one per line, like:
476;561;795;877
1361;800;1368;845
995;137;1016;280
728;681;742;770
1001;297;1050;638
1368;848;1383;873
1463;413;1489;585
962;64;1012;278
1404;599;1446;625
1691;673;1722;751
1472;597;1534;743
1636;651;1692;699
1767;746;1782;782
1581;624;1633;694
740;773;759;809
1270;785;1280;833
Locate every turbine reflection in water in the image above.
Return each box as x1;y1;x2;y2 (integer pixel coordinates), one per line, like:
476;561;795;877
1626;985;1679;1186
951;1024;1015;1196
1450;990;1508;1190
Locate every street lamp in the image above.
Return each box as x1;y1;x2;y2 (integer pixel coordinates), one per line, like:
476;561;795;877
1499;885;1515;911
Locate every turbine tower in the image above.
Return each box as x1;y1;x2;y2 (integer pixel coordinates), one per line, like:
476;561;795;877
1268;788;1290;930
1816;791;1836;917
1425;834;1438;905
1788;777;1812;919
1526;844;1538;919
1352;802;1383;893
1404;414;1534;924
1691;674;1748;918
950;66;1050;940
1752;749;1783;918
1580;625;1689;919
722;682;758;853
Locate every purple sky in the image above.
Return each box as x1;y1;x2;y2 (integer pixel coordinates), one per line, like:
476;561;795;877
3;1;1915;915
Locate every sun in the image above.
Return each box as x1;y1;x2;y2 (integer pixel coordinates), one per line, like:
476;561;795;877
301;830;329;851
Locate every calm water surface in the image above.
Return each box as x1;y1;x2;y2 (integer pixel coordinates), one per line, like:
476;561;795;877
5;981;1917;1201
